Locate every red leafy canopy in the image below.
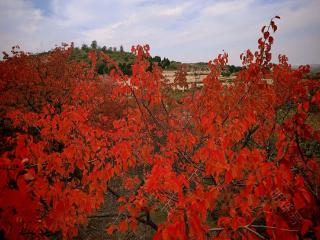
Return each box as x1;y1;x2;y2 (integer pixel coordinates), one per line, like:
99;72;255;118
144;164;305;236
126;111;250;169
1;15;320;240
0;45;120;239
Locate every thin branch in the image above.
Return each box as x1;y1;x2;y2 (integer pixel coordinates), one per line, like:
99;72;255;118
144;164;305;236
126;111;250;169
88;213;118;218
241;124;260;148
209;223;303;239
244;226;266;240
89;213;158;231
105;185;158;231
250;225;299;232
209;227;224;231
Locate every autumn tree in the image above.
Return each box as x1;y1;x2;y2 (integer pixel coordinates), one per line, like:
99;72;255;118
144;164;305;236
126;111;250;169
0;45;122;239
0;16;320;240
101;16;320;239
173;63;189;89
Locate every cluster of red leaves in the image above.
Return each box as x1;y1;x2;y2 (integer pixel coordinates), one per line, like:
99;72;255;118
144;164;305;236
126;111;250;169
103;17;320;239
1;16;320;240
173;64;189;89
0;45;121;239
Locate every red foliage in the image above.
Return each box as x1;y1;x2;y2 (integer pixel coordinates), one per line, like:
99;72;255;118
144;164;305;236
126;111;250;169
1;16;320;239
0;45;119;239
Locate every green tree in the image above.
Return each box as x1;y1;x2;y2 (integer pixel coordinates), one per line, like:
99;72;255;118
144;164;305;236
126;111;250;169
153;56;161;63
161;57;170;69
97;61;106;74
91;40;97;49
81;44;89;51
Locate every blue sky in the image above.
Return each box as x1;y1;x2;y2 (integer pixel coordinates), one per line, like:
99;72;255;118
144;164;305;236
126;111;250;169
0;0;319;65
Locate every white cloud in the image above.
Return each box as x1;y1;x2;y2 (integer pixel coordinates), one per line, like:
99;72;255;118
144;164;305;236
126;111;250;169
0;0;43;33
156;3;190;17
0;0;319;65
203;0;252;16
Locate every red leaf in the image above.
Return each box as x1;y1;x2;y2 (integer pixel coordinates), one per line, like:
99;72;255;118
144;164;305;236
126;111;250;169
106;225;114;235
88;51;97;69
255;184;265;197
119;220;128;232
272;25;278;32
231;218;239;231
302;101;309;112
268;36;274;44
225;170;233;184
261;26;266;33
299;188;311;204
264;31;270;39
24;172;35;182
218;216;231;226
275;15;281;19
130;220;138;232
293;192;305;209
266;53;272;62
301;219;312;235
